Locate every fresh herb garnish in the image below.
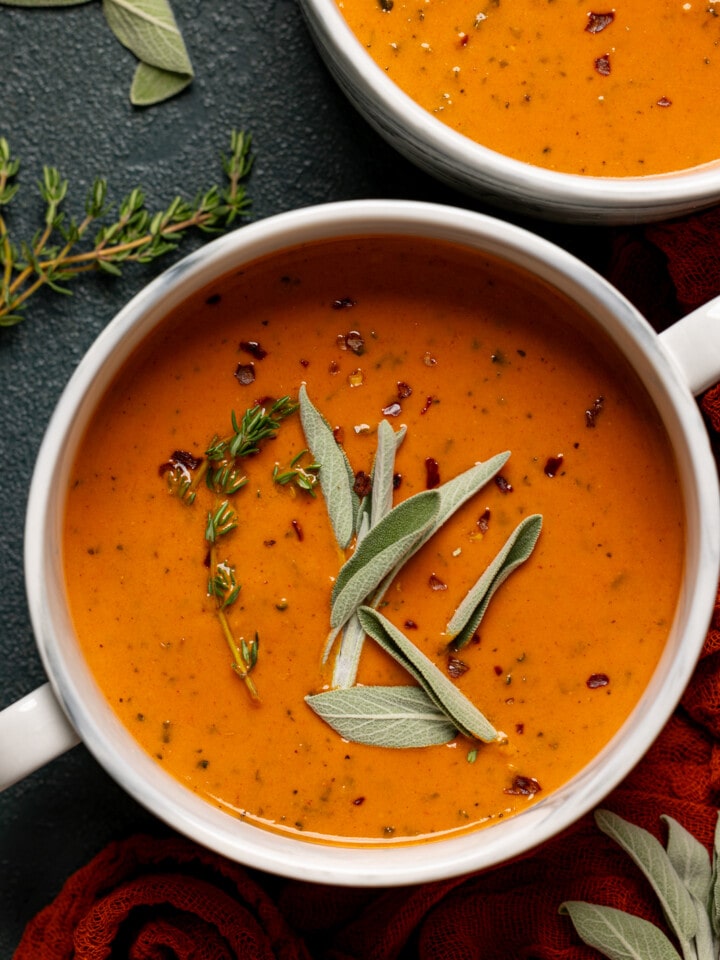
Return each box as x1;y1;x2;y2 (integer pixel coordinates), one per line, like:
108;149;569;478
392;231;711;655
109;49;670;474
0;130;252;327
561;809;720;960
305;685;458;748
1;0;194;105
447;513;543;650
299;386;542;748
273;449;322;496
165;396;299;699
298;383;358;548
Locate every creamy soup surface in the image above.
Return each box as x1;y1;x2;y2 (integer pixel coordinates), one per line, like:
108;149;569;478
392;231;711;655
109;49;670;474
64;235;684;844
336;0;720;177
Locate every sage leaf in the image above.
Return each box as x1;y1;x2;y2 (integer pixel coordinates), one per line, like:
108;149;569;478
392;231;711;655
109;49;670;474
330;611;366;690
447;513;543;649
595;810;699;951
299;384;357;548
332;421;407;684
371;452;510;603
305;685;457;747
102;0;193;75
1;0;92;5
130;61;191;105
661;814;713;904
559;901;683;960
369;419;406;528
330;490;441;631
711;811;720;937
357;606;497;742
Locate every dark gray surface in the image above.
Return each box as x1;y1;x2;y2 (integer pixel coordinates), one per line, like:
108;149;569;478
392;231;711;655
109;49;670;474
0;2;612;954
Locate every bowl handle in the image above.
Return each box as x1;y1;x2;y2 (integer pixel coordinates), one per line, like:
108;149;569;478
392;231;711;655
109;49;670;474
659;295;720;396
0;683;80;791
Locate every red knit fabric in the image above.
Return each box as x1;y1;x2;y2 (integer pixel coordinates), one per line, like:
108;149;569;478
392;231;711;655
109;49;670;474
15;205;720;960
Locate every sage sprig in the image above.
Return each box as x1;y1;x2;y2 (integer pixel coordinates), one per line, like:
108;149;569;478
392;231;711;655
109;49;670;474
305;685;458;748
1;0;194;105
102;0;194;105
560;809;720;960
357;606;498;742
447;513;543;650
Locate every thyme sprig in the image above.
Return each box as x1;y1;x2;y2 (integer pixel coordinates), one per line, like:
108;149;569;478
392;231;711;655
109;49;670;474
0;130;253;327
207;396;299;463
165;397;299;700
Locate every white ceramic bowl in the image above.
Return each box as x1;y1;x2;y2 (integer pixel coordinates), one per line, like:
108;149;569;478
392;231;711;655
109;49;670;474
2;200;719;886
298;0;720;225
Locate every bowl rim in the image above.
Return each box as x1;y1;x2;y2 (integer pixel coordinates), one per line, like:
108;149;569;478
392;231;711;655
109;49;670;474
298;0;720;218
24;199;720;885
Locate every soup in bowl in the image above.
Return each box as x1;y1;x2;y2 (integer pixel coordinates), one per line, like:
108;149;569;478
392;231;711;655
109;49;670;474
298;0;720;223
3;200;719;885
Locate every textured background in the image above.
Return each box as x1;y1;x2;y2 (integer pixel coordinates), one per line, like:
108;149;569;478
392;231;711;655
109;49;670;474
0;2;612;953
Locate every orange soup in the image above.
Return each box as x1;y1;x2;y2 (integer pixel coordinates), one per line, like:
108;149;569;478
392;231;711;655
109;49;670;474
63;236;684;844
336;0;720;176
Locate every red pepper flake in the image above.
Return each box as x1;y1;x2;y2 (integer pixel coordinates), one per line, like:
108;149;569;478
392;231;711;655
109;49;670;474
353;470;373;498
396;381;413;399
332;297;356;310
263;539;276;547
299;358;310;368
587;673;610;688
504;775;542;796
657;96;672;108
544;454;564;478
234;363;256;386
206;293;222;306
239;340;267;360
477;508;490;533
585;396;605;427
329;360;340;375
425;457;440;489
404;619;418;629
493;665;503;676
458;32;469;46
428;573;447;591
336;330;365;354
515;723;525;734
594;54;611;76
382;401;402;417
291;519;304;541
448;656;469;678
158;449;203;476
333;425;345;444
495;475;513;494
393;473;403;490
585;11;614;33
352;796;366;806
420;395;436;415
